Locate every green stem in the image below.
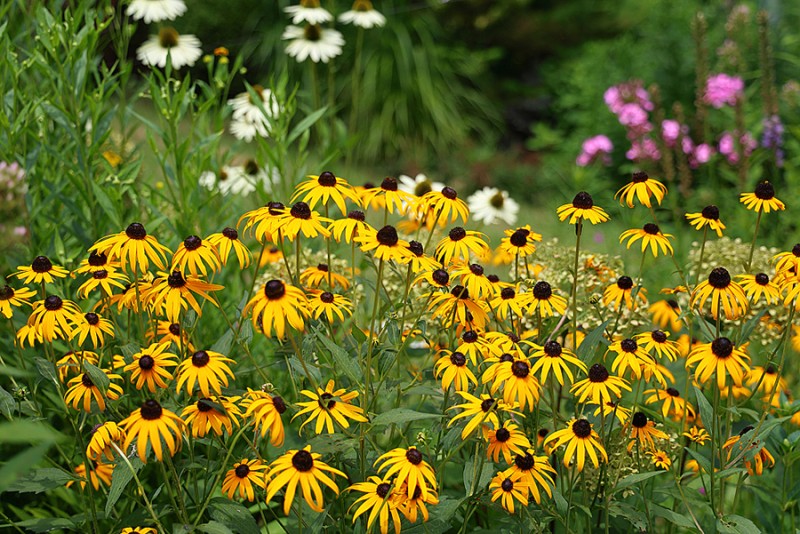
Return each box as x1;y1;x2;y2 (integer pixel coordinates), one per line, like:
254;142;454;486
364;259;385;404
747;210;763;272
571;220;583;350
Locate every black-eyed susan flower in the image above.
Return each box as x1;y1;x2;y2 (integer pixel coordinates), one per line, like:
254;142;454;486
300;263;350;290
545;418;607;471
292;380;368;434
456;329;499;365
399;240;440;274
489;285;530;322
644;387;693;421
278;201;332;241
244;279;310;338
607;338;652;380
635;330;680;362
307;290;352;323
619;223;674;257
16;323;43;348
485;330;537;355
686;205;726;237
451;263;493;299
242;388;287;447
648;450;672;470
73;251;118;276
147;270;224;323
65;370;124;412
501;450;556;503
498;225;542;259
361;177;415;215
375;446;436;500
571;363;632;405
435;227;489;265
745;365;787;402
690;267;748;320
147;320;193;352
602;276;647;311
68;460;114;491
642;358;675;389
121;399;185;463
206;227;252;269
429;285;489;330
90;223;171;274
349;476;402;534
528;281;567;317
13;255;69;285
292;171;360;215
394;482;439;524
723;426;775;475
557;192;609;225
171;235;222;276
649;299;683;333
686;337;750;391
481;352;519;385
449;392;510;439
56;351;98;383
413;267;450;291
737;274;780;309
530;340;587;386
0;284;36;318
107;278;153;314
413;186;469;226
259;244;284;267
683;426;710;445
239;201;285;244
491;244;515;266
87;421;125;462
627;412;668;451
489;470;529;513
740;181;785;213
27;295;82;342
70;312;115;349
182;396;242;437
222;458;268;501
356;225;412;263
592;400;631;425
615;171;667;208
774;244;800;276
487;421;531;464
120;528;157;534
490;358;540;411
266;446;346;515
175;350;235;397
434;350;477;392
77;268;129;299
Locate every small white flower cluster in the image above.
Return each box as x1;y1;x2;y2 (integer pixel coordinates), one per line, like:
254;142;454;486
227;85;281;142
130;0;202;70
199;160;276;197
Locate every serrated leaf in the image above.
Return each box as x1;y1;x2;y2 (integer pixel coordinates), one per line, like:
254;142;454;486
612;470;666;493
316;330;362;383
577;320;610;363
83;361;109;393
106;456;143;516
371;408;442;427
5;467;75;493
209;497;259;534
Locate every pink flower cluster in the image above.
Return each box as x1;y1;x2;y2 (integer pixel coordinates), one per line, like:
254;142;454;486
576;135;613;167
604;81;660;162
704;73;744;108
718;131;757;164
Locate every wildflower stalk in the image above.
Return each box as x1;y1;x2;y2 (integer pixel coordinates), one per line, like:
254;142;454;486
364;258;385;403
111;444;166;532
192;425;248;527
695;227;709;285
570;219;583;350
746;211;762;272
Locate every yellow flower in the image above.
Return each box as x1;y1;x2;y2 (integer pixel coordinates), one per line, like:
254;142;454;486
739;181;785;213
121;399;185;463
489;357;540;411
182;396;242;437
448;392;510;439
292;379;368;434
615;171;667;208
300;263;350;290
56;351;98;383
530;340;587;386
0;284;36;319
501;450;556;503
328;210;373;243
292;171;360;215
375;446;437;500
307;290;353;323
489;470;529;513
635;329;680;362
238;201;286;244
486;421;531;464
602;276;647;311
77;268;129;299
242;388;287;447
68;461;114;491
412;186;469;226
205;227;252;269
355;225;412;263
277;201;332;241
528;281;567;317
348;476;403;534
607;338;653;380
175;350;235;397
266;446;346;514
25;295;82;343
65;369;124;412
123;343;179;393
489;284;530;322
619;223;674;256
592;401;631;425
686;337;750;391
497;225;542;259
171;235;222;276
450;263;493;299
644;387;694;421
627;412;668;451
648;450;672;470
737;272;781;305
649;299;683;333
774;244;800;277
360;177;415;215
690;267;748;320
87;421;125;462
70;312;115;349
13;255;69;285
428;284;489;330
683;426;710;445
222;458;268;501
685;205;725;237
545;418;608;471
723;426;775;475
89;223;172;274
557;192;609;225
571;363;632;405
394;482;439;524
147;270;224;323
398;240;441;273
434;350;478;392
244;279;310;338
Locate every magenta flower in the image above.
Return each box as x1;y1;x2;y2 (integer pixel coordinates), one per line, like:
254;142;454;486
661;120;684;147
576;135;614;166
704;74;744;108
719;131;757;164
626;137;660;162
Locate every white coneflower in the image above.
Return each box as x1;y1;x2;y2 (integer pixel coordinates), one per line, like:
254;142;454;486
229;117;269;142
339;0;386;29
397;173;444;198
227;85;279;142
137;27;202;70
201;161;276;196
283;24;344;64
467;187;519;226
284;0;333;25
126;0;187;23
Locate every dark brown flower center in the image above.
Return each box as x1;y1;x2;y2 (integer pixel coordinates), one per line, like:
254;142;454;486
376;226;398;246
616;276;633;290
319;392;336;409
432;269;449;286
511;360;530;378
632;412;648;428
265;280;286;300
632;171;648;183
538;428;549;438
449;227;466;241
290;202;312;220
544;341;562;357
588;363;609;382
291;450;314;471
738;424;755;436
451;285;469;299
273;395;287;413
495;428;511;442
192;351;210;367
167;271;186;288
93;269;109;279
643;223;660;235
221;227;238;240
380;176;398;191
754;181;775;200
480;398;495;412
317;263;329;272
0;286;13;300
533;281;552;299
141;399;163;420
666;387;680;397
320;292;334;304
235;464;251;478
572;419;592;438
317;171;337;187
668;299;679;309
44;295;63;311
376;482;391;498
701;205;720;220
184;236;202;251
246;161;261;176
462;331;478;343
487;274;500;283
708;267;731;289
441;186;457;200
408;241;423;257
620;339;637;353
499;353;514;363
711;337;733;358
405;448;423;465
793;244;800;257
652;330;667;343
765;365;776;374
514;452;534;470
501;478;514;491
139;355;155;370
125;223;147;240
450;352;466;366
88;251;107;266
32;256;53;273
268;202;285;216
572;191;593;209
348;210;366;221
500;287;515;300
169;323;181;335
81;373;94;388
490;191;505;209
509;229;528;247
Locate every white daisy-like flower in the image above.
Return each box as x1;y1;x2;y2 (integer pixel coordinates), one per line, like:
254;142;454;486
136;27;202;70
229;116;269;142
467;186;520;226
339;0;386;29
282;24;344;64
126;0;187;23
199;162;275;196
397;173;444;197
228;85;280;142
284;0;333;25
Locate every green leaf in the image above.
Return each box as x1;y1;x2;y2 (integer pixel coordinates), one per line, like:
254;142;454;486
83;361;110;394
90;182;120;229
198;521;234;534
612;470;666;493
34;357;58;385
0;365;32;378
739;309;767;344
287;107;328;144
209;497;260;534
14;517;76;533
463;460;494;496
0;421;63;444
371;408;443;427
288;355;321;383
608;501;648;530
211;328;235;355
577;320;610;363
684;447;712;475
0;385;15;418
5;468;75;493
106;456;143;516
693;386;713;432
316;329;362;383
649;503;697;530
717;514;762;534
0;443;52;494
